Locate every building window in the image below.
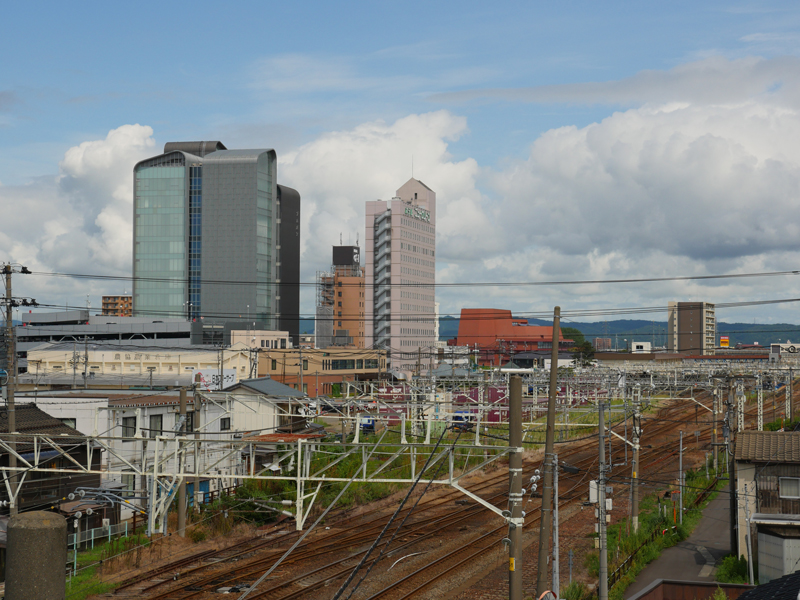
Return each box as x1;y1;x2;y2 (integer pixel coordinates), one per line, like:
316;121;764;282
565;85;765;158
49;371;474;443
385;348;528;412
303;383;308;393
303;359;308;371
271;359;277;370
220;417;231;431
780;477;800;499
338;302;342;307
185;412;194;432
281;339;287;349
59;418;77;429
149;414;163;438
122;471;136;498
122;416;136;441
338;291;342;297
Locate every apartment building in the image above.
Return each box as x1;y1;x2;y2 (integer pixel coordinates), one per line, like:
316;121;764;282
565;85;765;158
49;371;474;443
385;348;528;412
667;301;716;355
102;295;133;317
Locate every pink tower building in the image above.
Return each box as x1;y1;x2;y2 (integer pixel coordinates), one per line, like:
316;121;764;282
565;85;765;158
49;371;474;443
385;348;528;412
365;179;436;373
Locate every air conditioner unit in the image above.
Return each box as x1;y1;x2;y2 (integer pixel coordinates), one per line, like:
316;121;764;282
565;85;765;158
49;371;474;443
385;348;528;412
101;519;110;529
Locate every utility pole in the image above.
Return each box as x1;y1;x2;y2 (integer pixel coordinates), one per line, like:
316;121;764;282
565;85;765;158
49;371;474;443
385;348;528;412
2;264;32;517
177;387;187;537
744;483;755;585
757;374;763;431
72;342;77;390
725;386;737;557
83;335;89;389
3;266;16;517
299;346;304;394
508;375;523;600
632;386;641;533
552;453;560;598
679;430;684;525
598;402;609;600
218;345;224;391
194;382;201;512
536;306;560;597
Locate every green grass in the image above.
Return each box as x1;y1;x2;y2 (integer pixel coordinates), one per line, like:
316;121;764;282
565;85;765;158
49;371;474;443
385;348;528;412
65;532;151;599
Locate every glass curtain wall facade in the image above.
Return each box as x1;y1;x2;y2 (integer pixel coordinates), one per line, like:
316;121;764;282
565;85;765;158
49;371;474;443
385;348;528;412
133;143;299;340
188;165;202;319
133;153;189;318
256;153;273;321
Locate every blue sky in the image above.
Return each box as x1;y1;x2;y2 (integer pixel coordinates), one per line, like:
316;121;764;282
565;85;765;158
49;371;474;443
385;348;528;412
3;1;800;326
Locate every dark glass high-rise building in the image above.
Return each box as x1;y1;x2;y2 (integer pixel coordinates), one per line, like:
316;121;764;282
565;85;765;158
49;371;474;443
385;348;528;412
132;141;300;343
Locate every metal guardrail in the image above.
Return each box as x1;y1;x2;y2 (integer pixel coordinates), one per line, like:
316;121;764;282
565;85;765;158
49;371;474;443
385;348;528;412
68;521;129;549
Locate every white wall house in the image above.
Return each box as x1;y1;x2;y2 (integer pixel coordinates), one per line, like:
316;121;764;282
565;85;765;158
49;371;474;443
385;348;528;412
32;377;307;521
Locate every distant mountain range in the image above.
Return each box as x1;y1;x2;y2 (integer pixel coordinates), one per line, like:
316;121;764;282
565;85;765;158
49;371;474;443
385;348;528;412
301;316;800;348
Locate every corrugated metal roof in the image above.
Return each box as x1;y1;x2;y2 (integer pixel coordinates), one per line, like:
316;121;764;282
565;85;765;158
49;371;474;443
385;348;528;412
735;431;800;463
229;377;305;398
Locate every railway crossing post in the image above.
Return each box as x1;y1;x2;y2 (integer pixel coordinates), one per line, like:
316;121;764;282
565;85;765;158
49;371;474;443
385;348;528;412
536;306;560;598
508;375;524;600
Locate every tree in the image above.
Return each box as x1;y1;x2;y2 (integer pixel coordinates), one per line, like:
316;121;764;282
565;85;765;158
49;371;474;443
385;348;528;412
561;326;585;346
571;341;595;367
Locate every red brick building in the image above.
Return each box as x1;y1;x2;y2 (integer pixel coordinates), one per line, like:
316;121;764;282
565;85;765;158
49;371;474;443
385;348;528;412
455;309;573;366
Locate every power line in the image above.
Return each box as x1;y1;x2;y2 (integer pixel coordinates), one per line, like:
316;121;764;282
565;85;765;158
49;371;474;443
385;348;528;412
29;268;800;288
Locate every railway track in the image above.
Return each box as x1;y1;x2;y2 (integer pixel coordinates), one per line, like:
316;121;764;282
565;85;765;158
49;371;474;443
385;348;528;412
104;384;793;600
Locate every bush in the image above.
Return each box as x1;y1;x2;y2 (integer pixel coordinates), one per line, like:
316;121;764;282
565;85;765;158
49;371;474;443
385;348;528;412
188;527;207;543
716;554;748;584
712;587;728;600
562;581;590;600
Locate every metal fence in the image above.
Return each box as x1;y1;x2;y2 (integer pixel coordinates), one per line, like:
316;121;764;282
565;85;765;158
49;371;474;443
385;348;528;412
68;522;129;549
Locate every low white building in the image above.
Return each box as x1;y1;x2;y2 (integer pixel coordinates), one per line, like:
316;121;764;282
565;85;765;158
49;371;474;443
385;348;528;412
32;377;308;521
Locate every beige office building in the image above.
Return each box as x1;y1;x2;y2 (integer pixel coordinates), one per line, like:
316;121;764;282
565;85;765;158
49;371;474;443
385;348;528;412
365;178;436;372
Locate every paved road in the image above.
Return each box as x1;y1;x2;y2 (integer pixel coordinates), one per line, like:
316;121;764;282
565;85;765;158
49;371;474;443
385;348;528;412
624;493;731;598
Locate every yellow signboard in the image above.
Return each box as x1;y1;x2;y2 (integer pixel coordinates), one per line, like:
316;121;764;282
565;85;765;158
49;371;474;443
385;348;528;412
720;336;729;348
